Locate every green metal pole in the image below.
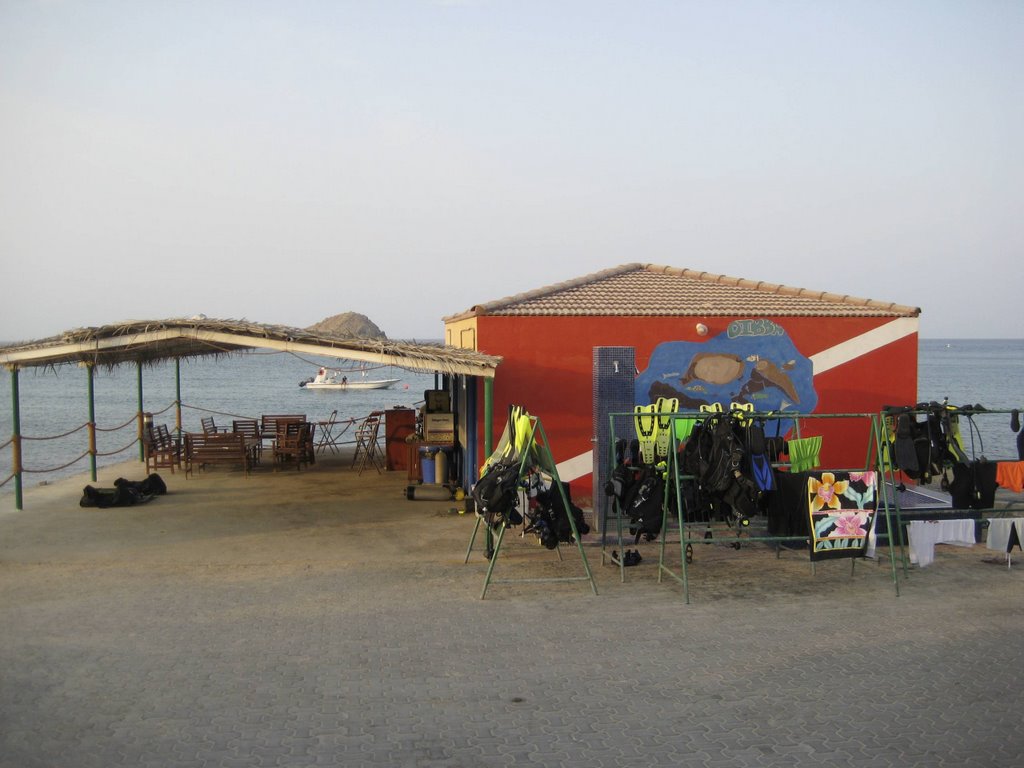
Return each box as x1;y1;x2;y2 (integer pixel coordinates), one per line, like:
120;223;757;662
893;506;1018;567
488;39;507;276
483;377;494;458
174;359;182;438
11;366;22;510
535;417;597;595
482;377;495;557
137;362;145;461
87;363;97;481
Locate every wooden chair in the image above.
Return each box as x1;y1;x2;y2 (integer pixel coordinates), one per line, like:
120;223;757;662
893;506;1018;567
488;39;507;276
201;416;226;434
232;419;262;464
352;412;383;475
261;414;306;451
301;422;316;467
273;421;309;471
143;423;181;474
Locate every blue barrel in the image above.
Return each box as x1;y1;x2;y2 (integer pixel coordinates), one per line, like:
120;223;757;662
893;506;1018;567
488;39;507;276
420;449;437;484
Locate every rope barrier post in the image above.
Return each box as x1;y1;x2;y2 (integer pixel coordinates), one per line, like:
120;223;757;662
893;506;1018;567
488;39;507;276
86;362;97;481
10;366;23;510
174;359;182;439
137;361;145;462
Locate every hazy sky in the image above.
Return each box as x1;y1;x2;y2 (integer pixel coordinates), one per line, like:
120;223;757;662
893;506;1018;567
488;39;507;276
1;1;1021;341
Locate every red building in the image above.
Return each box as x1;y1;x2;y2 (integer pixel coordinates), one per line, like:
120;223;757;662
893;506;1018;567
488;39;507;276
445;263;920;507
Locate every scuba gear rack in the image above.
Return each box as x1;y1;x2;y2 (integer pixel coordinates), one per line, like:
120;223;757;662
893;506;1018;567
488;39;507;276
602;407;900;603
464;407;597;599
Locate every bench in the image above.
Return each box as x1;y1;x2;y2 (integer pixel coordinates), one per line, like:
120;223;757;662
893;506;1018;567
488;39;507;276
185;432;254;477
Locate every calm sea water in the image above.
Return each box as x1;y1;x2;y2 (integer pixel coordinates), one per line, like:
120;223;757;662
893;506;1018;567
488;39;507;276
916;338;1024;462
1;339;1022;498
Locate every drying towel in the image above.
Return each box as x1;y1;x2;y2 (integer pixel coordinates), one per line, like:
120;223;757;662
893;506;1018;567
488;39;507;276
907;519;976;567
806;470;877;561
986;519;1024;553
673;416;697;445
788;436;822;473
995;461;1024;494
767;470;811;537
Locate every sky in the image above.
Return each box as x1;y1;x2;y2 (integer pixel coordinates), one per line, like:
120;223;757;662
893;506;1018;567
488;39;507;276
1;0;1021;342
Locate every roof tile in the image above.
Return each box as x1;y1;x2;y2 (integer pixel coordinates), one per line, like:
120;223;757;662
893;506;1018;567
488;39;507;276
447;263;919;319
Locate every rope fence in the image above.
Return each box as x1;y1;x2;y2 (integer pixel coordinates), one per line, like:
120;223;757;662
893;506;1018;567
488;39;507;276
22;450;93;474
181;403;259;423
94;439;142;458
94;414;141;432
20;422;89;440
1;397;293;485
1;391;410;499
0;400;184;479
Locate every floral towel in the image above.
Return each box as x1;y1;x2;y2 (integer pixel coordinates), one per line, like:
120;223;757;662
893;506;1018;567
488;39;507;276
806;471;877;561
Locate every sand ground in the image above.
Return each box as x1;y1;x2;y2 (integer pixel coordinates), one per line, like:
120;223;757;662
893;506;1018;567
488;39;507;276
2;451;1022;767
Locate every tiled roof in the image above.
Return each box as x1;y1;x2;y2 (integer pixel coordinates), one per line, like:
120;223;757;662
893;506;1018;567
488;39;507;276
446;263;920;319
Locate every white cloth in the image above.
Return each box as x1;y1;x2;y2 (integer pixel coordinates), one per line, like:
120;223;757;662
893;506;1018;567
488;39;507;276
986;518;1024;552
906;520;975;567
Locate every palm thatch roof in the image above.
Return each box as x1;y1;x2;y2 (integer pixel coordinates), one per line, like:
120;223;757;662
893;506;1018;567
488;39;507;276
0;318;501;378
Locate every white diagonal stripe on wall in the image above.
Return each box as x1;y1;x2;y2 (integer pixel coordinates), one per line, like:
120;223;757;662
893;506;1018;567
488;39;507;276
809;317;918;375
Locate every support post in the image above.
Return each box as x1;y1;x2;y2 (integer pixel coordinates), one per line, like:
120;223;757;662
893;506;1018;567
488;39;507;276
86;363;97;481
136;362;145;461
483;377;494;458
174;359;182;438
10;366;23;510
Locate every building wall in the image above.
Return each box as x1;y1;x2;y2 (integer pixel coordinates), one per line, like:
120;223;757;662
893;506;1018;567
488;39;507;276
444;317;480;351
450;313;918;503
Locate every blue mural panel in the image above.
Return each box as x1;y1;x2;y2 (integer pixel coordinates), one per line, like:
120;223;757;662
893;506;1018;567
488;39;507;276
635;320;817;432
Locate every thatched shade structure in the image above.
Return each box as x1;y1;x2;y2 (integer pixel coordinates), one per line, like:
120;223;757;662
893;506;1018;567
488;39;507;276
1;317;502;510
0;317;501;376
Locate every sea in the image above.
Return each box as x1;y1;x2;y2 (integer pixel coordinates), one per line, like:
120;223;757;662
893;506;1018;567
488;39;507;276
1;338;1022;499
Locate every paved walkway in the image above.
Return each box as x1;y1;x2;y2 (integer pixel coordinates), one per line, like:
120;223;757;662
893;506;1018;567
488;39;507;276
2;456;1023;767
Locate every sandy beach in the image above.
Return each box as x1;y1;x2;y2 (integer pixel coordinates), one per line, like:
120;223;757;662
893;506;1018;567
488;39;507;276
2;452;1023;767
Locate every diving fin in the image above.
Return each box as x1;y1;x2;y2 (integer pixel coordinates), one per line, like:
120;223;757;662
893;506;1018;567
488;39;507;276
654;397;677;459
634;404;658;466
746;421;775;491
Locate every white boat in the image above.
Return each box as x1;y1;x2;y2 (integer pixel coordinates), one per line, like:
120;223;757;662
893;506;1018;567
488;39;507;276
299;367;399;391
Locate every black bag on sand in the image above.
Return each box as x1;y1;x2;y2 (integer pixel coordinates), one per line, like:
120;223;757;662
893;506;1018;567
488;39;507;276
79;485;153;508
115;473;167;496
80;473;165;508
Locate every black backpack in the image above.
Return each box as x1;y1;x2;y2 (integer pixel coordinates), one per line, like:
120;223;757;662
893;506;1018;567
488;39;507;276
529;481;590;549
115;473;167;496
623;468;665;543
691;414;761;524
472;458;523;528
698;415;743;494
